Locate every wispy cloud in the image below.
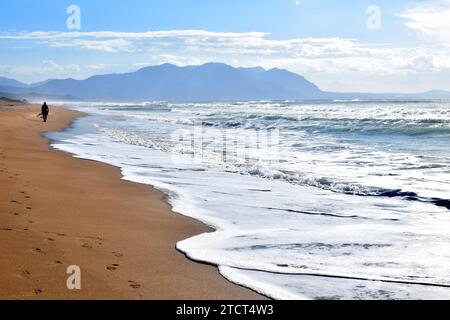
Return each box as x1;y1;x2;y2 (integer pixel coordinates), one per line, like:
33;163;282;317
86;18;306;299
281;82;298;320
0;30;269;53
399;0;450;46
2;14;450;91
2;29;450;75
135;54;204;68
0;60;81;83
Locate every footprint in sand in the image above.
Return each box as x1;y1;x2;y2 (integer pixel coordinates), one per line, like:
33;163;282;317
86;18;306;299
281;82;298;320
86;236;103;240
20;191;32;200
21;192;31;199
34;289;42;295
33;248;46;255
85;236;104;246
80;236;103;249
0;227;13;231
128;281;141;289
106;264;120;271
81;242;93;249
45;231;67;237
111;251;124;258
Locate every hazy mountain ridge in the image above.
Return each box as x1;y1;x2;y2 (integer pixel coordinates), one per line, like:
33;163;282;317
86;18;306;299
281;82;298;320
0;77;29;88
1;63;449;102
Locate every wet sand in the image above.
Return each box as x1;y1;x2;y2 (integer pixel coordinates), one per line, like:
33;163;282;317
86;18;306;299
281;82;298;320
0;99;264;300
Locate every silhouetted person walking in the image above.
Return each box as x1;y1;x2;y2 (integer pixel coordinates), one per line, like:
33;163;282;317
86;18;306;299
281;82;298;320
41;102;49;122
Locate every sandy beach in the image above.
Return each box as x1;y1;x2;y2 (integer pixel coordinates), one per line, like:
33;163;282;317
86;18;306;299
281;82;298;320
0;99;264;300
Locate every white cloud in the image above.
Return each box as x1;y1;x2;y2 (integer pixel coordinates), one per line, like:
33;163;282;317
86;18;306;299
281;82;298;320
87;64;110;71
0;30;269;53
3;29;449;74
0;60;81;84
399;0;450;46
135;54;204;68
2;26;450;91
52;38;134;53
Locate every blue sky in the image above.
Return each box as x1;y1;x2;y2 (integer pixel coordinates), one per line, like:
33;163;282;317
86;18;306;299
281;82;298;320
0;0;410;40
1;0;449;92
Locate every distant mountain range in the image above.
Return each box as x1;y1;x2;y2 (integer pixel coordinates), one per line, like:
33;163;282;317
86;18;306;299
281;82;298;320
0;76;29;88
1;63;449;102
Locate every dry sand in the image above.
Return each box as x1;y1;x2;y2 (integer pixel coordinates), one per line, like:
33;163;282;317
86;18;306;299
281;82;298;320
0;99;264;300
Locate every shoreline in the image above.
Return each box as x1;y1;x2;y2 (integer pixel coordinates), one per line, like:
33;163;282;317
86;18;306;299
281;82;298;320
0;100;265;300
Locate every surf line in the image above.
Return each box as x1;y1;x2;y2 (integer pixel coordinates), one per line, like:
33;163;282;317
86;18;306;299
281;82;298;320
262;207;365;219
225;266;450;289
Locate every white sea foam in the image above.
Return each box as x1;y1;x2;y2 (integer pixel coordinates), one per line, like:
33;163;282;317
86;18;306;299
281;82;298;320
46;100;450;299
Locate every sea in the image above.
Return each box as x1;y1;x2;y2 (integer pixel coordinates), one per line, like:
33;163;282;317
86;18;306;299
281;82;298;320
45;100;450;300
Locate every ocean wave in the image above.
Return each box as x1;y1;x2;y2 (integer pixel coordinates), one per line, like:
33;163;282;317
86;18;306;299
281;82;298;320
140;114;450;136
98;123;450;210
245;166;450;209
47;101;450;300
